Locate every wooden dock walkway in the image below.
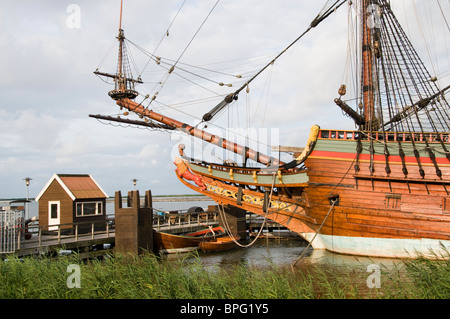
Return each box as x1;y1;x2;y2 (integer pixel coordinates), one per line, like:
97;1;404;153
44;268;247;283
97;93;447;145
1;209;292;259
1;212;220;259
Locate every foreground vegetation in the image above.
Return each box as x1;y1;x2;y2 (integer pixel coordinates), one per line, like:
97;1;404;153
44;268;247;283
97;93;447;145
0;251;449;299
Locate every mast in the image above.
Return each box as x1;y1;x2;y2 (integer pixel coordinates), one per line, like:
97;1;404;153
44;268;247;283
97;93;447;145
94;1;284;168
117;2;124;92
361;0;376;129
94;0;140;100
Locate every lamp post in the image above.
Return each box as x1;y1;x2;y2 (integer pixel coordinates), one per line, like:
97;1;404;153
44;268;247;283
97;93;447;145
132;179;138;190
23;177;32;220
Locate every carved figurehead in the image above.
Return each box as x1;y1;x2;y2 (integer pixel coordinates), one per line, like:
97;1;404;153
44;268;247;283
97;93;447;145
173;157;206;190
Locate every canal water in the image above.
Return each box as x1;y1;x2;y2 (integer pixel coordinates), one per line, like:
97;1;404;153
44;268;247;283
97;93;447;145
165;237;404;273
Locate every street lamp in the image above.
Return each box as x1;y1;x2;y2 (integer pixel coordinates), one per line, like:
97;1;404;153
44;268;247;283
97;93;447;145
131;179;138;190
23;177;32;220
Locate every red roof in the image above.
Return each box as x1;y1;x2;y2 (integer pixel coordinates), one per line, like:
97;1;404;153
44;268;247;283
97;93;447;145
58;175;107;199
35;174;108;201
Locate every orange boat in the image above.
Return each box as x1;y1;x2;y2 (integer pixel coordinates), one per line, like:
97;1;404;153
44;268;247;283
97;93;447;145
199;235;240;253
154;226;225;254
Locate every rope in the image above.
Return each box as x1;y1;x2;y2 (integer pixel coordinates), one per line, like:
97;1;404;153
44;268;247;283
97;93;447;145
139;0;187;77
218;173;276;248
149;0;221;107
201;0;348;123
290;198;338;269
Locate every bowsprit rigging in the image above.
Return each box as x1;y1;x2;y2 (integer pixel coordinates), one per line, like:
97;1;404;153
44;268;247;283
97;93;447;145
92;0;450;259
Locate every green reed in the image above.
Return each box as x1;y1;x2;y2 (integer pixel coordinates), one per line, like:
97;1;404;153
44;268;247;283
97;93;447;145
0;250;448;299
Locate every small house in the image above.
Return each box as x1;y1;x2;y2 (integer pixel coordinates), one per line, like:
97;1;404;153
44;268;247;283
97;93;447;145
35;174;109;233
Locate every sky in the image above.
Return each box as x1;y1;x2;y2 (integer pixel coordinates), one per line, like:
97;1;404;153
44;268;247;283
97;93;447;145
0;0;448;199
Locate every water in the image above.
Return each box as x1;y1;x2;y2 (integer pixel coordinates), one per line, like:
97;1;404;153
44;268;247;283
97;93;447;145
190;238;310;268
164;237;404;274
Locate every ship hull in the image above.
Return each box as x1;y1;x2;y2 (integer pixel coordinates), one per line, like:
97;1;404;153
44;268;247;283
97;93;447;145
178;129;450;259
301;232;450;258
303;130;450;258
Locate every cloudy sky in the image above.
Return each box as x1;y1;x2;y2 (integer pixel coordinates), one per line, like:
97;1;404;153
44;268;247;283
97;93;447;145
0;0;448;199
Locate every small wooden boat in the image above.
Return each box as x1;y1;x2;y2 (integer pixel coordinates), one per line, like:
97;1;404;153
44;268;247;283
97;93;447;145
199;235;240;253
185;226;224;237
154;226;225;254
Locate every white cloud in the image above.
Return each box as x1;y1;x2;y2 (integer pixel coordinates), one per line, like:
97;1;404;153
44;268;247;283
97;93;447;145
0;0;448;199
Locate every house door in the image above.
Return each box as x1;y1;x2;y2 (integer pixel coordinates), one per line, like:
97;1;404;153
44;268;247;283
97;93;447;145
48;201;60;231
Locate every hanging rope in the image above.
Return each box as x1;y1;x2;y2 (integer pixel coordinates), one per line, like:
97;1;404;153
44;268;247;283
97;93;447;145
218;172;276;248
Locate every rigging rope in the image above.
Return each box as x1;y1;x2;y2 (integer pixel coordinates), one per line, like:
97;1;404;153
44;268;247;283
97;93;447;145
218;172;277;248
139;0;187;77
144;0;221;110
290;199;337;269
202;0;348;123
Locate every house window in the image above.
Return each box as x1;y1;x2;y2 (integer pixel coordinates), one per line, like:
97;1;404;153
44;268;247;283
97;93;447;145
50;203;58;219
385;193;401;209
76;202;103;217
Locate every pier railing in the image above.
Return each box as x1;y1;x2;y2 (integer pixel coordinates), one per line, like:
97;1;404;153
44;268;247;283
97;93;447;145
1;210;219;255
154;210;218;231
16;219;115;252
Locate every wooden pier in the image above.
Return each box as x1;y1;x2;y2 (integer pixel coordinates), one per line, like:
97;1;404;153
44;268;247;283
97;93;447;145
1;192;292;259
1;210;220;259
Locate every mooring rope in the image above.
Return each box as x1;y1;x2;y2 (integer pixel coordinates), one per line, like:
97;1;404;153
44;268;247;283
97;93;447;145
218;172;277;248
290;198;338;270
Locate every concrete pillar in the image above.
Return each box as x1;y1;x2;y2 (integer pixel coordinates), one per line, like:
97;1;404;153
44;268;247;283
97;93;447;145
115;190;153;255
219;204;246;239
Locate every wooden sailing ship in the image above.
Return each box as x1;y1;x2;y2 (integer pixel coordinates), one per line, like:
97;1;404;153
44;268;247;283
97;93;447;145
93;0;450;258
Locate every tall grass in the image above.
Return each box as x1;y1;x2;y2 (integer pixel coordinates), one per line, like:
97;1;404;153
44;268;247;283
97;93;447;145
384;249;450;299
0;250;449;299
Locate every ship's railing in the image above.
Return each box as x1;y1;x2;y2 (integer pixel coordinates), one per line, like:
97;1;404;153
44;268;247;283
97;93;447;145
188;161;264;175
318;130;450;143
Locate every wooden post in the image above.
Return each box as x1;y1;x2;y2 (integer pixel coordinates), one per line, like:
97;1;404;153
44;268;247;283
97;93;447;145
115;190;154;255
219;205;246;239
